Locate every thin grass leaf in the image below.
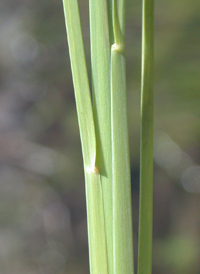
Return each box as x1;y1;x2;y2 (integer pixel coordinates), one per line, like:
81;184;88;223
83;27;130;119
62;1;108;273
138;0;154;273
62;0;95;167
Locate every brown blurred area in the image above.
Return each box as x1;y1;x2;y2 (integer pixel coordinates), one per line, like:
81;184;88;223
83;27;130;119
0;0;200;273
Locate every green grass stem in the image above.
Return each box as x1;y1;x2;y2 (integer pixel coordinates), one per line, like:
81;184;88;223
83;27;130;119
138;0;154;273
85;172;109;274
111;49;134;274
62;1;108;273
111;0;134;273
89;0;113;273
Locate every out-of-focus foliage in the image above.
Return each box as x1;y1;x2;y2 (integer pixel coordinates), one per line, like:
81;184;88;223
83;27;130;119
0;0;199;273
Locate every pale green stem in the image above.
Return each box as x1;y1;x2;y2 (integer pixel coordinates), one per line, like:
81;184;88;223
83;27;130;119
111;0;134;273
111;48;134;274
89;0;113;273
85;172;108;274
138;0;154;273
62;1;108;273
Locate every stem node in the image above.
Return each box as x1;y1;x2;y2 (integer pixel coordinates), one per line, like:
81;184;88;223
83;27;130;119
111;42;124;53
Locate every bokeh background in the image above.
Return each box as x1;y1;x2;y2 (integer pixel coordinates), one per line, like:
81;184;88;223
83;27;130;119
0;0;200;273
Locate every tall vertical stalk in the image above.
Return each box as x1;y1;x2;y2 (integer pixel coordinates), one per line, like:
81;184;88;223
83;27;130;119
89;0;112;273
111;0;134;273
138;0;154;273
62;1;108;273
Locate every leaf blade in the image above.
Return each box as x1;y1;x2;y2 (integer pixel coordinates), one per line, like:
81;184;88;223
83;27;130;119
62;1;108;274
89;0;113;273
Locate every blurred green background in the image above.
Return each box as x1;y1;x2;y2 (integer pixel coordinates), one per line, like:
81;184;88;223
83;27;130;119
0;0;200;273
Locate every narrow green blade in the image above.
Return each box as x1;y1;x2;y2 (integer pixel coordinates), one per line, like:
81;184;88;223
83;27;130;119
62;0;95;167
138;0;154;273
89;0;113;273
62;1;108;273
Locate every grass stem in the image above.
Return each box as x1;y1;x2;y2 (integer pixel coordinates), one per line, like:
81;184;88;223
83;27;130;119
89;0;113;272
138;0;154;273
62;1;108;273
111;0;134;273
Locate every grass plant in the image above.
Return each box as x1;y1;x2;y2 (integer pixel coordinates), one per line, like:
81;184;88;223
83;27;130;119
62;0;154;273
